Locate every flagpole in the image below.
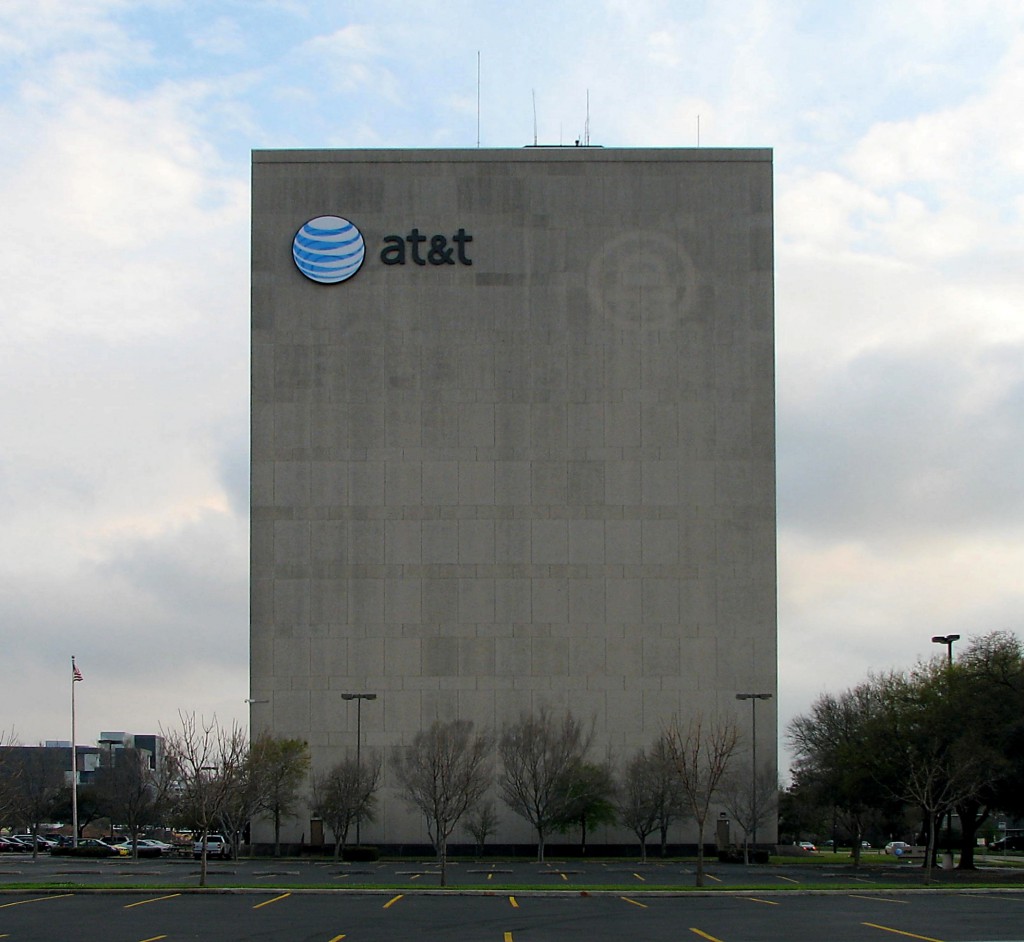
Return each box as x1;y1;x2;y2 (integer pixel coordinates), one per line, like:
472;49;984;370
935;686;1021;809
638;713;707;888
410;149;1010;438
71;656;79;848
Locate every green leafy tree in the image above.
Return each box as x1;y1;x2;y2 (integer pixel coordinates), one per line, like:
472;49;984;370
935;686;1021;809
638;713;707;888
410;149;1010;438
257;737;311;857
552;760;616;854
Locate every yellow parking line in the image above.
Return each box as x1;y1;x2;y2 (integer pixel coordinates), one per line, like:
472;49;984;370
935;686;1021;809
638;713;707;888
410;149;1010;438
509;896;519;908
139;937;168;941
621;896;648;908
849;895;908;904
0;895;74;909
863;923;944;941
383;895;404;909
253;892;291;910
410;873;421;880
560;872;568;881
744;897;778;905
124;894;181;909
633;872;646;881
504;933;514;942
776;874;799;883
487;872;493;880
690;929;726;942
327;936;346;941
704;873;722;883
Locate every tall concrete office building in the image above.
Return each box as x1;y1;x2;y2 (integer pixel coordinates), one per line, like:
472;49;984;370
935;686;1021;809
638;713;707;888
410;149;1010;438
250;148;776;846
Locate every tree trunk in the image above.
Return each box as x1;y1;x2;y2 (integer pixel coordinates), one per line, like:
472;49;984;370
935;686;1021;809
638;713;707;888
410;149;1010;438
536;828;545;863
659;825;668;857
580;816;587;855
439;834;448;887
956;798;983;870
199;826;209;888
695;821;706;887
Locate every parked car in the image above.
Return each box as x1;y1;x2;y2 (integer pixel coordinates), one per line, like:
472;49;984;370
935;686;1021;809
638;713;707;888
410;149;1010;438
0;836;31;853
884;841;910;855
798;841;817;852
193;834;232;859
989;835;1024;851
13;834;57;851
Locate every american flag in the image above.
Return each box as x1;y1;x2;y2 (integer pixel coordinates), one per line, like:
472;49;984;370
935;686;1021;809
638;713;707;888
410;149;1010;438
72;663;83;682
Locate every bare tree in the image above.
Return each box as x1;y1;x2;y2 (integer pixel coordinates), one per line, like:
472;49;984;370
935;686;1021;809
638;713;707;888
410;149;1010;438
392;719;492;886
0;729;21;829
310;753;382;859
719;762;779;864
665;714;740;886
163;712;248;887
498;707;593;862
616;748;664;862
12;746;66;860
465;799;499;858
94;748;169;859
218;735;277;860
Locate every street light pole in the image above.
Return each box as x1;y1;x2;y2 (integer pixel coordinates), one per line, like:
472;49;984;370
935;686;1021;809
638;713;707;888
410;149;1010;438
736;693;772;855
931;634;960;667
342;693;377;845
931;634;961;861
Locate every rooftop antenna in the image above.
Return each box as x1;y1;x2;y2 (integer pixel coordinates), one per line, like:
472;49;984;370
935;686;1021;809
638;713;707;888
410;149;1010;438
697;114;700;148
585;89;591;146
476;51;481;148
532;90;538;145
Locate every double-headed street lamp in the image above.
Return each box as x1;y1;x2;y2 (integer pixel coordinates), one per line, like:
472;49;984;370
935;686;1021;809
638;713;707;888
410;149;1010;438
342;693;377;845
736;693;773;852
931;634;960;666
930;634;961;861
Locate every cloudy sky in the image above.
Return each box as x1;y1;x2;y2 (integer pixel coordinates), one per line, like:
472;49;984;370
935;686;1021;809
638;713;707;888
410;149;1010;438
2;0;1022;767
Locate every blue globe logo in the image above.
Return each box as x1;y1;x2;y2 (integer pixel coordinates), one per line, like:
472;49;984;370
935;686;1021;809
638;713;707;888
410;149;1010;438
292;215;365;284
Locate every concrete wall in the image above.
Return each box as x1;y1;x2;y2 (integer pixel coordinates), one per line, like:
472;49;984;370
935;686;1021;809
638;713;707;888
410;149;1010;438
250;148;776;846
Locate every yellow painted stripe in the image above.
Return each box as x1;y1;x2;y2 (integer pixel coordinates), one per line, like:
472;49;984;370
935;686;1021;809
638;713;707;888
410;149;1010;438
253;892;292;910
139;937;168;942
509;896;519;908
124;894;181;909
704;873;722;883
690;929;726;942
383;895;404;909
410;873;421;880
504;933;514;942
0;894;74;909
744;897;778;906
633;872;646;881
620;896;648;908
776;874;799;883
849;895;908;904
863;923;944;942
560;872;568;881
487;872;493;880
327;936;346;942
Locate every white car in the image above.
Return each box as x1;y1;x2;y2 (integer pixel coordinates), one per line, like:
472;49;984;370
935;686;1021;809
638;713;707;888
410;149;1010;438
193;834;232;859
799;841;817;852
885;841;910;855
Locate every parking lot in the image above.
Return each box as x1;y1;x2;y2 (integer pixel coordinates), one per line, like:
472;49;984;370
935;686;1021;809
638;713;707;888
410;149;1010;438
2;884;1024;942
2;853;1024;890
